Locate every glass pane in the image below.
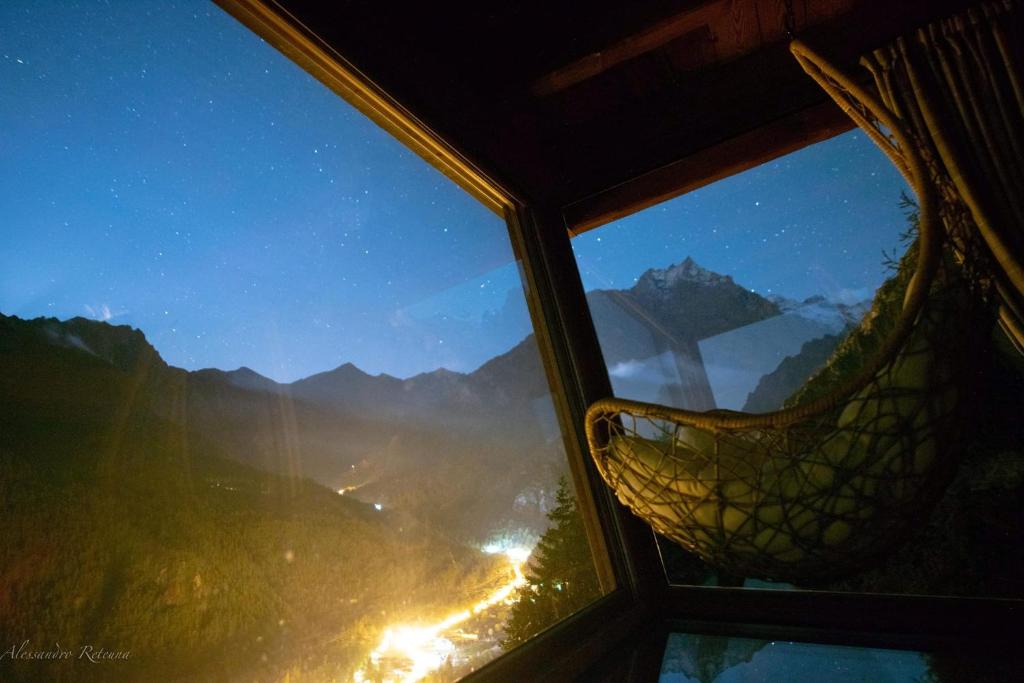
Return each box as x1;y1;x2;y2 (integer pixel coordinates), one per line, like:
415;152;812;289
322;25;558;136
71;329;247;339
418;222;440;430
573;131;1024;598
0;2;604;681
659;632;1014;683
575;133;907;415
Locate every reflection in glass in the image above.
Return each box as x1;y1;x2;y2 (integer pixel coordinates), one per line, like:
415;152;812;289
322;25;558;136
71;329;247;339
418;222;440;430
573;132;910;416
658;632;1013;683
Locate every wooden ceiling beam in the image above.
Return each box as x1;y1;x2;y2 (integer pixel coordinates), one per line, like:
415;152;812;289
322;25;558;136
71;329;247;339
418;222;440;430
531;1;727;96
531;0;854;97
563;98;854;235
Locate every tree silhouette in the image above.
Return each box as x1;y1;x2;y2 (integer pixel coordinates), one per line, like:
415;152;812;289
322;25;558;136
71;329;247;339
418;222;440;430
502;477;600;648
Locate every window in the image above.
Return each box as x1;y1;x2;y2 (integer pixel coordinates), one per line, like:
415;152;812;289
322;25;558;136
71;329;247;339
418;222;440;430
572;130;1024;600
574;132;911;417
0;2;607;681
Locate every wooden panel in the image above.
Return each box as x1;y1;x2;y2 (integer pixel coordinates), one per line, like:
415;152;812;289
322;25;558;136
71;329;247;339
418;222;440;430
533;0;976;214
540;38;830;210
531;2;728;96
721;0;765;55
265;0;981;228
564;99;854;234
662;586;1023;649
531;0;857;96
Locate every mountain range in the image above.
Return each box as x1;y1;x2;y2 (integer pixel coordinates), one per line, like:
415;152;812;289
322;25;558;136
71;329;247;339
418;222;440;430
0;311;509;682
0;254;870;680
1;256;869;544
586;256;867;412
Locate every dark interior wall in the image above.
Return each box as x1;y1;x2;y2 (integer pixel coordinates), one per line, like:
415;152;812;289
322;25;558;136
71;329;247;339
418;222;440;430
269;0;977;228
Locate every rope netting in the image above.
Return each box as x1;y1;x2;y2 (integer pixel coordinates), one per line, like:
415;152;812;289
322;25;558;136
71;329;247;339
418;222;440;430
584;40;984;581
587;268;968;580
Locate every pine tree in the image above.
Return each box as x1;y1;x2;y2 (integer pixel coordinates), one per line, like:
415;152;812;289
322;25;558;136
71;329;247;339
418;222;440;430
501;477;601;648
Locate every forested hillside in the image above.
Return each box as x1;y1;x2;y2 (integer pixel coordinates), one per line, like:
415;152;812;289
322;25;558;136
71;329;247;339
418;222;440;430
0;315;504;681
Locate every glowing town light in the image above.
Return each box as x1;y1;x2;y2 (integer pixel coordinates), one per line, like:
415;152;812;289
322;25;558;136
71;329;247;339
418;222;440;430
504;546;532;564
480;528;538;557
352;548;531;682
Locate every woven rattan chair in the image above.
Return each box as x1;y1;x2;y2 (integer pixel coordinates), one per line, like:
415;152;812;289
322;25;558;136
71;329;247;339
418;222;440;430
585;41;975;582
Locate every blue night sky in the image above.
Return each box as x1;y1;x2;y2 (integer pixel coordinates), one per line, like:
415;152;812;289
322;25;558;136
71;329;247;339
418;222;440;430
573;133;911;303
1;1;911;383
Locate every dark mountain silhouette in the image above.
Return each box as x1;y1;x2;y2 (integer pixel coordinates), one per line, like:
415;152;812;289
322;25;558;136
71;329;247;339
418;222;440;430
581;256;873;411
0;312;566;547
0;256;865;555
585;256;780;366
0;256;886;681
584;256;780;411
288;362;403;411
193;365;285;393
0;256;857;549
742;333;845;412
0;312;505;682
630;256;780;339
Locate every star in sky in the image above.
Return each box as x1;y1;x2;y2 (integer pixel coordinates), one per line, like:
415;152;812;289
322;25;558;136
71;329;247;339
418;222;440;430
1;1;910;383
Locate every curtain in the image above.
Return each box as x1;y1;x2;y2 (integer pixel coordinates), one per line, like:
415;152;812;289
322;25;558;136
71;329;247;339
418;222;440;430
859;0;1024;352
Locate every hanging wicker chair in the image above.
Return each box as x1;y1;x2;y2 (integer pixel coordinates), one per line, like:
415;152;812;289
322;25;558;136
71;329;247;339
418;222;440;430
585;41;980;582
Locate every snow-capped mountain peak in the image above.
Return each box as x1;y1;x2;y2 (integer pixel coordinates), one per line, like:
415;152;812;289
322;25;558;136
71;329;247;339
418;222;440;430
637;256;733;290
767;294;870;334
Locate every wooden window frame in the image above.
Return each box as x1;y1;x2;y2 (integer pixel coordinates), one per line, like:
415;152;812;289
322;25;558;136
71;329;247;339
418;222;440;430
215;1;1021;680
214;2;668;681
550;134;1022;681
521;200;1021;681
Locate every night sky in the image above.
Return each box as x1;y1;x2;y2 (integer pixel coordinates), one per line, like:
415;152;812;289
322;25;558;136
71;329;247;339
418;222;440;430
573;133;911;303
2;1;911;382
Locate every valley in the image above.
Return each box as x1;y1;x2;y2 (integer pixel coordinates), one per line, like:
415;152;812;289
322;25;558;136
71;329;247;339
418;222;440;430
0;255;863;681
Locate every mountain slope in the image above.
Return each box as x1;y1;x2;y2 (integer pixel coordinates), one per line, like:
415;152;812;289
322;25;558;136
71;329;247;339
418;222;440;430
0;313;503;681
586;257;780;364
742;333;844;412
0;314;566;546
0;257;867;550
583;256;869;411
629;256;781;341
